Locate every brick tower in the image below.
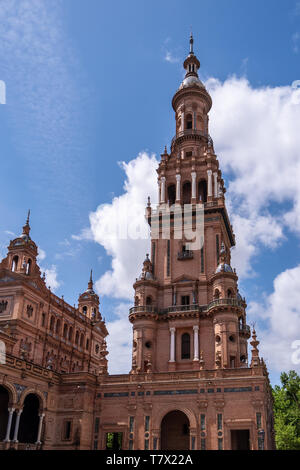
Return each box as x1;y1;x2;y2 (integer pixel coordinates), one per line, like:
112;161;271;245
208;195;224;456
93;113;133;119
130;34;249;375
122;35;275;450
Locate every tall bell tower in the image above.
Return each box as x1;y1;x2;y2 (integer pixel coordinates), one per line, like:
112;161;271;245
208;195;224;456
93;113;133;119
129;35;250;374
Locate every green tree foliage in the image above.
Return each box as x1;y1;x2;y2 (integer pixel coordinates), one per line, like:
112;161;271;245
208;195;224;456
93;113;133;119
272;370;300;450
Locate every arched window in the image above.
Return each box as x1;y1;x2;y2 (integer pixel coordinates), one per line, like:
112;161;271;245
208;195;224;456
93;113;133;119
227;289;233;298
63;323;68;339
68;327;73;341
182;182;191;205
167;184;176;205
49;316;55;332
198;180;207;203
12;256;19;272
214;289;220;300
146;296;152;306
186;114;193;130
75;331;79;345
82;306;87;315
181;333;191;359
41;313;46;327
80;333;84;348
26;259;32;275
86;338;89;350
55;319;61;334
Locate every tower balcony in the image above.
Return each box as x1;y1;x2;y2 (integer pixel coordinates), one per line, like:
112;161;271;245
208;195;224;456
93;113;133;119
129;298;245;319
129;306;158;316
239;323;251;336
171;129;213;152
207;298;244;310
177;250;194;260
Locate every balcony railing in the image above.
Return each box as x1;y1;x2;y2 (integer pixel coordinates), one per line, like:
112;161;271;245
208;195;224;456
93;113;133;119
129;298;244;317
177;250;194;260
129;306;158;315
161;304;200;314
171;129;210;150
207;298;244;309
239;324;251;335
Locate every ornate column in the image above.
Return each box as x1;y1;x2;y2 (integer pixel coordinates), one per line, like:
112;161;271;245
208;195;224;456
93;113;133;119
181;111;185;132
35;413;45;445
191;172;197;200
13;408;23;442
213;172;218;198
4;408;15;442
193;325;199;361
176;174;181;202
169;327;176;362
160;177;166;204
207;170;213;198
193;111;197;130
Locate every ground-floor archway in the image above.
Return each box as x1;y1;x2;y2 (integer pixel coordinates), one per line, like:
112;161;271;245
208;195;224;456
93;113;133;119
231;429;250;450
0;385;9;440
161;410;190;450
18;394;40;443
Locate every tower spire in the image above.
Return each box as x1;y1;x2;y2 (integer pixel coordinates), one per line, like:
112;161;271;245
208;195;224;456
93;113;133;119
26;209;30;226
22;209;31;238
88;269;93;290
189;30;194;54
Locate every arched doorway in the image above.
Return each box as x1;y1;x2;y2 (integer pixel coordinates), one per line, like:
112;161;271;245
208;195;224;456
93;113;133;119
18;394;40;443
0;385;9;440
161;410;190;450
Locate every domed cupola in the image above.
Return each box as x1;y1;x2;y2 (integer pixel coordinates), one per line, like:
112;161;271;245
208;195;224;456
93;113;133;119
139;254;154;281
215;242;233;274
179;33;204;90
6;211;38;276
78;270;101;320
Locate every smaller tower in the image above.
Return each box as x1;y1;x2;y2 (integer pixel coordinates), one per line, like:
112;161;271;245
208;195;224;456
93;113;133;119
5;211;39;276
78;270;101;321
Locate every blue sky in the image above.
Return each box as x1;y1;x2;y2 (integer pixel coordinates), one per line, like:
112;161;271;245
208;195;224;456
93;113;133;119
1;0;300;383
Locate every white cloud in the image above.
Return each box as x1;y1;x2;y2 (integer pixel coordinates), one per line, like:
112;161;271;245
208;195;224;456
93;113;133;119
37;247;60;291
89;152;158;300
106;303;132;374
164;51;180;64
43;265;60;291
37;247;46;262
247;265;300;373
206;76;300;275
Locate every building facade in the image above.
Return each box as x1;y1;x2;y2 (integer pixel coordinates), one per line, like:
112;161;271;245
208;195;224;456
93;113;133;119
0;36;275;451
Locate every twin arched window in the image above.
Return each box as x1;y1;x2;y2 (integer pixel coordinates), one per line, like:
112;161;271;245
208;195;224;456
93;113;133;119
166;179;208;205
26;259;32;275
12;256;19;272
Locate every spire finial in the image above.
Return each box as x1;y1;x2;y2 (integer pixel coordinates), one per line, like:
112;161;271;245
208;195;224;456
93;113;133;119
22;209;31;237
26;209;30;226
189;30;194;54
87;269;94;291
